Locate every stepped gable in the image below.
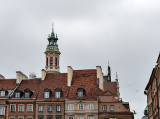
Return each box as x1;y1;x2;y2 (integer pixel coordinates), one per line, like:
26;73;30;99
103;82;117;95
0;79;17;90
37;73;68;101
67;69;103;100
18;78;41;98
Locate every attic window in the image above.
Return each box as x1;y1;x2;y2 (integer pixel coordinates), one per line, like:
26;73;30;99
0;91;5;96
44;88;51;99
15;93;20;98
25;93;30;98
55;88;61;99
77;88;85;97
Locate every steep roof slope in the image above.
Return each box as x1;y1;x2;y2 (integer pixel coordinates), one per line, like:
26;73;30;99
37;73;68;101
67;69;102;100
0;79;17;90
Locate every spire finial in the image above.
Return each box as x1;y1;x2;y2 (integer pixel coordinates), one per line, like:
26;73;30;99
52;23;54;33
116;72;118;80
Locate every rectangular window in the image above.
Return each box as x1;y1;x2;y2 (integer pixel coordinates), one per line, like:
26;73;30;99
0;91;5;96
55;57;57;66
110;105;114;111
27;105;33;112
69;117;73;119
15;93;20;98
47;117;52;119
25;93;30;98
55;92;60;98
44;92;49;98
38;117;43;119
56;117;61;119
78;90;83;97
103;105;107;111
47;105;52;112
19;104;24;112
38;105;43;112
68;104;74;110
88;116;94;119
89;104;94;110
56;105;61;112
79;104;83;110
78;117;84;119
0;107;4;115
11;105;16;112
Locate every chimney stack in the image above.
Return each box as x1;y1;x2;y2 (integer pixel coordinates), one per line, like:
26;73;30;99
16;71;28;84
96;66;104;91
41;69;47;80
67;66;73;87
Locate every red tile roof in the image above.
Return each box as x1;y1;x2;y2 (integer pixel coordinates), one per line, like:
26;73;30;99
103;82;117;95
18;78;41;98
37;73;69;101
67;69;103;100
0;79;17;90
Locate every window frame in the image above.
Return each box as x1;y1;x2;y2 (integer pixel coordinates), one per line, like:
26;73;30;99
0;107;5;115
47;105;52;112
27;104;33;112
102;105;107;111
10;104;16;112
56;105;61;112
110;105;114;112
78;103;83;110
0;91;5;96
68;104;74;110
89;104;94;110
15;92;20;98
55;91;61;99
44;92;50;99
18;104;25;112
38;105;43;112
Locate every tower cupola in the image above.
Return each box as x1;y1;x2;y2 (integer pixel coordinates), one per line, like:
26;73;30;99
45;25;61;73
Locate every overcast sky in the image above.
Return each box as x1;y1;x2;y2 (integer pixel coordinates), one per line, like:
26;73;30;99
1;0;160;118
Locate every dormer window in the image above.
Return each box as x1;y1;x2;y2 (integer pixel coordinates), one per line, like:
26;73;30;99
55;88;61;99
44;88;51;99
44;92;49;98
77;88;85;97
25;93;30;98
0;91;5;96
15;93;20;98
24;88;33;98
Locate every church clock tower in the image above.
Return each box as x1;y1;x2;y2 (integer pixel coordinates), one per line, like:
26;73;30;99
45;25;60;73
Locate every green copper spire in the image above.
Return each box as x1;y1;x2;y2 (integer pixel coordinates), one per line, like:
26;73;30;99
46;24;59;52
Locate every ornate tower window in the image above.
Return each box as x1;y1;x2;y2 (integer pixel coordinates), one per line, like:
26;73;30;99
50;57;53;66
55;57;57;66
46;57;48;66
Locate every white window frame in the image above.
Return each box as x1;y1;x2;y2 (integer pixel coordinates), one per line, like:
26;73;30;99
55;91;60;98
27;104;33;112
89;104;94;110
78;90;83;97
102;105;107;111
44;92;49;98
68;104;74;110
38;105;43;112
0;107;4;115
19;104;24;112
15;93;20;98
79;103;83;110
56;105;61;112
78;116;84;119
88;116;94;119
0;91;5;96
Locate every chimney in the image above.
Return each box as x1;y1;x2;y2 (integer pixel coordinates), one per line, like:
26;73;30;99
67;66;73;87
96;66;104;91
16;71;28;84
0;74;5;79
41;69;47;80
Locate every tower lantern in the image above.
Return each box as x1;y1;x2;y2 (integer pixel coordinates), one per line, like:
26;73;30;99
45;25;60;73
